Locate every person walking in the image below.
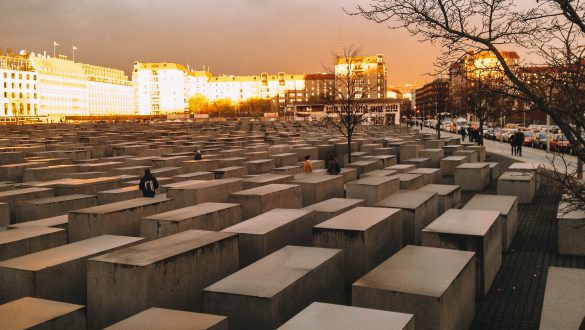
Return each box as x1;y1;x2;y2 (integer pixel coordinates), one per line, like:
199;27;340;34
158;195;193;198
516;131;524;156
460;127;466;142
510;132;517;155
326;154;341;175
420;122;423;130
303;155;313;173
139;169;159;198
194;150;202;160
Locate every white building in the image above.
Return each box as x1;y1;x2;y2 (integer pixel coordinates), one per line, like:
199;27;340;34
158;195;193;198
133;62;192;115
0;53;39;123
82;64;134;116
1;50;133;122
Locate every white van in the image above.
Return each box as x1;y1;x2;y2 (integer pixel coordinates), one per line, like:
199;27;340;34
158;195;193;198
455;117;468;132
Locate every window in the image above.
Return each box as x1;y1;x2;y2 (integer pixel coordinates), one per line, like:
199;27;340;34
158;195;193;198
11;73;15;79
19;74;22;79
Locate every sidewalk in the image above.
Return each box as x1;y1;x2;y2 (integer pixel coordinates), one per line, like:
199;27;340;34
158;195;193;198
420;126;581;174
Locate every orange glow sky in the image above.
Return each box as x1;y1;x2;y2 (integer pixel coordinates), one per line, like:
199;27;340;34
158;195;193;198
0;0;444;87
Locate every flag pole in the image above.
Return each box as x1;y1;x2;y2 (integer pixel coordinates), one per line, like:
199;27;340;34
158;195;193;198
72;46;76;62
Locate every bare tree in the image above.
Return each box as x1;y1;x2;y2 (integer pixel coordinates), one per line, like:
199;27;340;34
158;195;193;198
351;0;585;210
323;46;380;164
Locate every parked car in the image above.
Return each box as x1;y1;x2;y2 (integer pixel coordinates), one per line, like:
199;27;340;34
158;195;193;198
531;132;549;149
549;134;571;153
522;131;534;146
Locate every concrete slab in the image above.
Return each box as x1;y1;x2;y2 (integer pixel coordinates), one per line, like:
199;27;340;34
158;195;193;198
346;176;400;206
0;297;85;330
278;302;414;330
167;178;243;208
14;194;97;223
539;266;585;330
0;235;144;304
293;175;344;206
353;245;476;330
313;207;402;285
222;208;314;267
455;163;490;191
463;194;518;252
556;200;585;256
7;214;68;230
141;202;242;239
385;164;416;173
242;174;293;189
418;184;462;215
203;245;344;330
440;156;468;176
68;196;174;242
229;184;302;219
0;227;67;261
421;209;502;297
303;198;366;224
375;190;438;245
388;173;425;190
497;172;536;204
105;307;228;330
408;168;441;185
87;230;239;329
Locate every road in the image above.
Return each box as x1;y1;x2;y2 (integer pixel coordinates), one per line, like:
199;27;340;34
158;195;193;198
420;126;582;175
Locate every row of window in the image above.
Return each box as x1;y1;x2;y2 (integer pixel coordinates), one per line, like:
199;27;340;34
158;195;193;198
2;92;38;99
2;82;37;89
2;72;36;80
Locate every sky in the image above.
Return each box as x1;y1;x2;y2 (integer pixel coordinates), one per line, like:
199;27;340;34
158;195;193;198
0;0;442;86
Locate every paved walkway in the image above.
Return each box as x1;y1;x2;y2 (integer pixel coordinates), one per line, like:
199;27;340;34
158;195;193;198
420;127;582;175
456;153;585;329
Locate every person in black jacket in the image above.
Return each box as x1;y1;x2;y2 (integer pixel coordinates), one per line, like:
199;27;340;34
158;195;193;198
194;150;202;160
139;169;159;198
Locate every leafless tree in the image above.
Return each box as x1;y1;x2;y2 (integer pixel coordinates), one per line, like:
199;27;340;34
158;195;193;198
351;0;585;211
323;46;380;163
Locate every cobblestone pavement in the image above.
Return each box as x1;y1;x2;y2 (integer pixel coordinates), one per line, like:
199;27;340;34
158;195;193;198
469;153;585;329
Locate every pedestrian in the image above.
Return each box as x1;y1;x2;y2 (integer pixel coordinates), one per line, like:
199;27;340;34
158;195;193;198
326;154;341;175
194;150;202;160
420;122;423;130
510;132;517;155
516;131;524;156
139;169;159;198
303;155;313;173
460;127;466;142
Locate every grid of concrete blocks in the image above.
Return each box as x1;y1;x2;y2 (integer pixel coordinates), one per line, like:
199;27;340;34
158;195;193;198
0;121;582;330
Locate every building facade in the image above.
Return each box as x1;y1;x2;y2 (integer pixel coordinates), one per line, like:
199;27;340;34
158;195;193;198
0;50;133;122
414;78;449;119
334;54;387;99
449;50;520;118
0;52;39;123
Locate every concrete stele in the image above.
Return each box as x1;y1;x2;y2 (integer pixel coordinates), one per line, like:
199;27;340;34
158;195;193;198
313;206;403;285
203;245;344;330
140;202;242;239
277;302;414;330
222;208;314;267
87;230;239;329
104;307;228;330
0;297;85;330
0;234;144;304
421;208;502;298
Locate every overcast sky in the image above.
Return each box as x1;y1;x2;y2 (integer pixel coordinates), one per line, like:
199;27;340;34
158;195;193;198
0;0;442;86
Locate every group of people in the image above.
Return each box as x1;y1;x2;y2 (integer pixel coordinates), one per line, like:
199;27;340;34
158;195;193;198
459;126;483;145
303;154;341;175
406;120;424;130
510;131;525;156
140;149;344;198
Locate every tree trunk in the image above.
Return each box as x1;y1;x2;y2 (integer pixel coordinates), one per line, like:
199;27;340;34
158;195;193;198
478;118;484;146
347;136;352;164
